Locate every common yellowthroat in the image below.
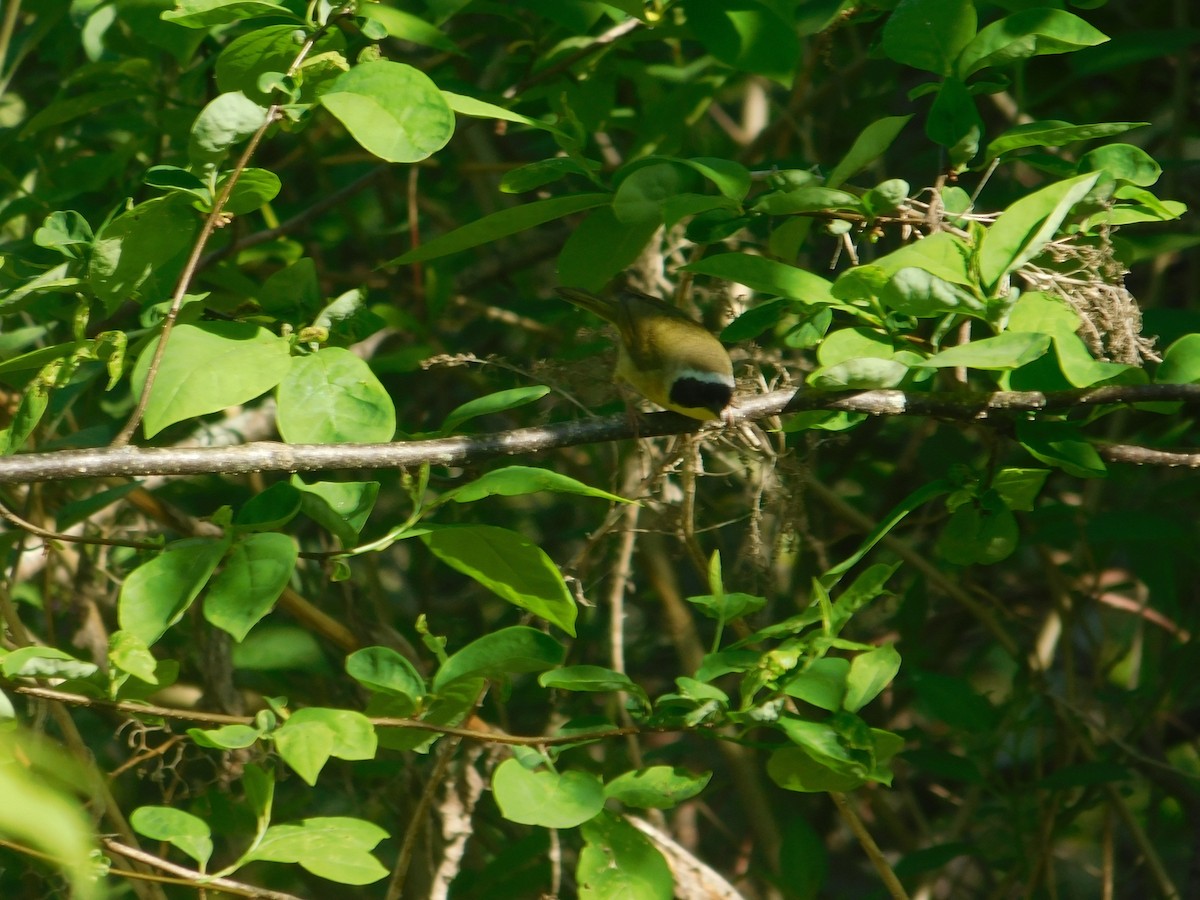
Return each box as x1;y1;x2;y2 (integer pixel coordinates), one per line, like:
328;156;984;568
555;286;735;421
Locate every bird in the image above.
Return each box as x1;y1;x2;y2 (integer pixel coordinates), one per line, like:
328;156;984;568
555;285;735;421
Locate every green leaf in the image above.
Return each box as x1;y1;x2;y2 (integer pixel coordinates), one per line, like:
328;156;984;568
926;76;982;169
863;178;911;217
558;206;662;292
294;478;379;546
215;24;344;104
977;172;1100;292
612;161;698;225
130;806;213;867
1016;421;1106;478
750;185;862;216
984;120;1148;163
2;646;99;680
438;465;629;505
0;734;98;899
958;9;1109;76
845;645;902;712
20;88;144;137
32;211;93;258
88;195;199;313
768;745;866;792
109;631;159;684
439;386;551;434
687;591;766;621
539;665;649;708
605;766;711;810
285;708;377;760
320;61;454;163
991;468;1050;512
682;0;800;85
807;357;909;389
188;92;270;168
783;658;849;712
275;710;374;785
235;482;303;531
682;253;836;305
492;758;604;828
502;157;601;194
433;626;566;690
1050;331;1142;388
832;563;902;630
218;168;281;215
1157;334;1200;384
0;374;49;456
827;115;914;189
822;482;949;586
937;503;1019;565
778;717;868;777
1006;290;1081;336
678;157;752;203
444;91;567;138
247;817;389;884
878;268;986;318
346;647;425;709
882;0;976;76
818;327;894;366
858;232;973;285
203;533;297;641
916;332;1051;370
722;298;791;342
391;194;610;265
144;166;211;204
1078;143;1162;186
579;810;674;900
359;5;459;54
131;322;293;438
119;537;231;644
162;0;297;27
188;723;262;749
422;526;577;635
276;348;395;444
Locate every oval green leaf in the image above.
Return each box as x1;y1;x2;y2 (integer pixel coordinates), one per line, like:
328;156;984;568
276;348;395;444
320;60;454;163
131;322;293;438
492;758;604;828
422;526;577;635
434;626;566;691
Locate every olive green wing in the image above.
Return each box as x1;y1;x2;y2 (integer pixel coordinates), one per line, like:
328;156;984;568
611;290;695;372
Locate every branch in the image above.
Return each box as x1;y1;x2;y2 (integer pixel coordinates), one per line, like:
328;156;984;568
100;839;307;900
5;682;655;747
4;384;1200;484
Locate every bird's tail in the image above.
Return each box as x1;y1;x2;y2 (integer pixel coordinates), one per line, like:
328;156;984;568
554;287;616;323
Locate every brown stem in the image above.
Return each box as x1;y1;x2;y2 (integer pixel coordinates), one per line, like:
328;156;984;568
113;16;342;446
831;791;910;900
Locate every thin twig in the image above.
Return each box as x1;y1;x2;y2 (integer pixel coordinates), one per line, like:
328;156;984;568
113;14;346;446
386;734;462;900
5;681;677;747
0;497;161;550
102;838;306;900
198;165;388;268
831;792;910;900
